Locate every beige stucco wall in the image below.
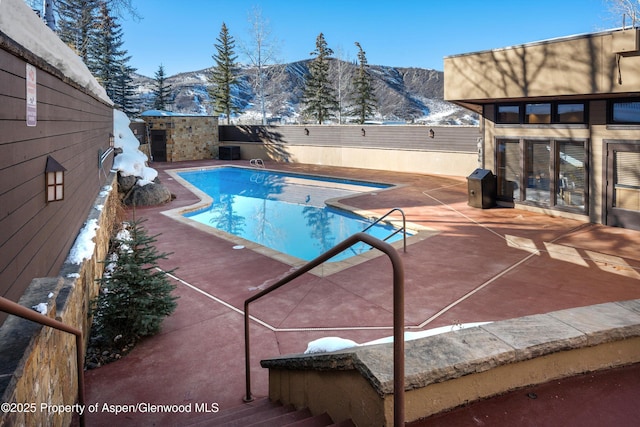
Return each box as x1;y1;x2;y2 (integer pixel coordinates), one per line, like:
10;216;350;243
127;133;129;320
223;142;479;177
445;28;640;103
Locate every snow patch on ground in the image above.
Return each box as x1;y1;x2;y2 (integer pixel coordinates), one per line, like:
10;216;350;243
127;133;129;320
303;322;492;354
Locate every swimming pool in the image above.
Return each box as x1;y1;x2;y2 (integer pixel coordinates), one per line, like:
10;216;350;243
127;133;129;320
178;167;406;262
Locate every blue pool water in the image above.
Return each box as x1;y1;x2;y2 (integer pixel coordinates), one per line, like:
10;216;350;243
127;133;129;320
179;167;406;262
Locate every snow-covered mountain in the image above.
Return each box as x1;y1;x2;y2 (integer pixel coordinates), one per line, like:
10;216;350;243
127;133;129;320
131;59;478;125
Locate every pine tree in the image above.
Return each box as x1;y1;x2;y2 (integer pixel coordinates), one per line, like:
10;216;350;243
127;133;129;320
350;42;377;124
152;64;173;110
112;63;138;115
56;0;101;63
93;2;137;113
302;33;339;124
91;218;178;346
209;23;241;124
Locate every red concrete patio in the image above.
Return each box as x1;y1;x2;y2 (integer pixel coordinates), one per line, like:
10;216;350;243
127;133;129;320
82;160;640;426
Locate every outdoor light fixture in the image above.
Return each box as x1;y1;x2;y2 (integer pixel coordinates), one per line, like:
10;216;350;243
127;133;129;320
304;127;309;135
361;128;366;136
429;128;435;139
109;132;115;147
45;155;66;202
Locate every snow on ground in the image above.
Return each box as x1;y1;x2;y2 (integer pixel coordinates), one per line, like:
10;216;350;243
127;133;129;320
112;110;157;185
303;322;492;354
0;0;111;105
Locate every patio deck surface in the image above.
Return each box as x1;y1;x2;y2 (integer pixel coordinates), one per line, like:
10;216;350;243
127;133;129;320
82;160;640;426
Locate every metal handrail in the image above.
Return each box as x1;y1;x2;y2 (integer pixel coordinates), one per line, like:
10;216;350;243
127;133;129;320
244;232;405;426
361;207;407;253
0;296;85;427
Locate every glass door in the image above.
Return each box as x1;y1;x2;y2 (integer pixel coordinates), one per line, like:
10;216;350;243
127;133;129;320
525;140;551;205
496;139;520;201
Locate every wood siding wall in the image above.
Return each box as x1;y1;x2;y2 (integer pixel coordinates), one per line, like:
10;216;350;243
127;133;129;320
220;125;479;153
0;42;113;323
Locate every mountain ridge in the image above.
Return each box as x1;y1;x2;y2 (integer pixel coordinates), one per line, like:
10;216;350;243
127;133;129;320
131;59;478;125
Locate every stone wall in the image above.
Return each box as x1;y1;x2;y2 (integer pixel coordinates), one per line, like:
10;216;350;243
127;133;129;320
263;300;640;425
143;115;219;162
0;176;120;427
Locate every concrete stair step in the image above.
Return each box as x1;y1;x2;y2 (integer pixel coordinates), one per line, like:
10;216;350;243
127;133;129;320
329;419;357;427
285;412;335;426
184;398;273;426
195;397;345;427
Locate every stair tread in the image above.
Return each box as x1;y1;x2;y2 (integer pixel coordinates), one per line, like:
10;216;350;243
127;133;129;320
330;419;356;427
196;397;353;427
187;398;274;426
286;412;335;426
245;407;314;426
219;404;295;426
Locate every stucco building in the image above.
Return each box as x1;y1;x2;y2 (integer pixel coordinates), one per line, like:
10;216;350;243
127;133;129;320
445;28;640;230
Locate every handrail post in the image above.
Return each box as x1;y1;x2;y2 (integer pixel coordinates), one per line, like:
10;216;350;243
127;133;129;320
0;296;85;427
391;241;405;426
243;300;253;402
243;232;404;425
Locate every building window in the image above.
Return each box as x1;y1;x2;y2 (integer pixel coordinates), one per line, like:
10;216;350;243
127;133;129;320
610;100;640;124
496;102;586;124
496;105;520;123
525;103;551;124
556;103;586;123
497;138;588;213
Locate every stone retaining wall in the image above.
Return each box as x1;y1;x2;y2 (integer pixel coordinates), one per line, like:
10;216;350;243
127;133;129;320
262;299;640;426
0;175;119;427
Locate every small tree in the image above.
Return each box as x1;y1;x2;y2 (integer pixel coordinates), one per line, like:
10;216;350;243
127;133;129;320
152;64;173;110
333;46;352;124
209;22;241;124
607;0;639;27
91;218;178;347
241;6;281;125
349;42;377;124
302;33;339;124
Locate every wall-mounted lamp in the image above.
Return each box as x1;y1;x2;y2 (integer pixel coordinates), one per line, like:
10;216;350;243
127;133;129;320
429;128;435;139
304;127;309;136
109;133;115;147
45;155;66;202
361;128;366;137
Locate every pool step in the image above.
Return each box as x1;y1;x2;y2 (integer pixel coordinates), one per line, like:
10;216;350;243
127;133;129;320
187;397;353;426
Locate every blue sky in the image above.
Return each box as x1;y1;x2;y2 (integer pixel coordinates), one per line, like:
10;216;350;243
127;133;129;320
120;0;617;77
